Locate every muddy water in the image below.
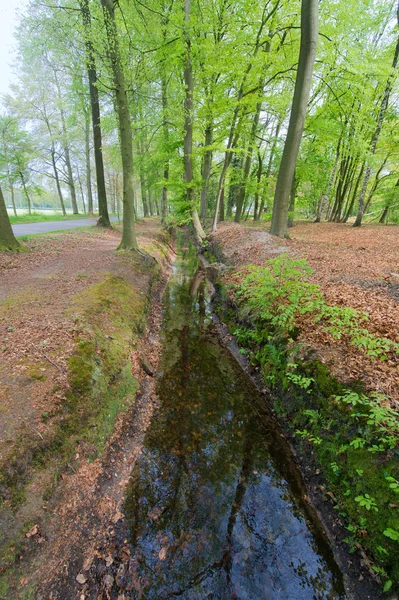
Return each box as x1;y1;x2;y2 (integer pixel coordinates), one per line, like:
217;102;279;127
125;241;345;599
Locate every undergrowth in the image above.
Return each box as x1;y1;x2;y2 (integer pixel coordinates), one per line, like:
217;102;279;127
216;253;399;592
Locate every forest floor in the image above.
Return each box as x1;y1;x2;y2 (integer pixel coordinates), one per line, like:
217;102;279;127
212;221;399;406
0;219;173;599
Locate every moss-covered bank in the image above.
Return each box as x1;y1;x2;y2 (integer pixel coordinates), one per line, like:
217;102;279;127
211;249;399;594
0;241;168;591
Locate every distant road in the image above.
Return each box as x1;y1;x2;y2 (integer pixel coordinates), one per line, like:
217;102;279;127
12;216;119;237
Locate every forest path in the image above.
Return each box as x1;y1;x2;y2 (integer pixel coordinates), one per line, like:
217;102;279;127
11;216;119;237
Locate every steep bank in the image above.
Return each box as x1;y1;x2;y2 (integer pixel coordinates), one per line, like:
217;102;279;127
0;219;173;598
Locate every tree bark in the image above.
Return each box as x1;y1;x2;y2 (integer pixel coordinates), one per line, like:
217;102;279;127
51;143;67;216
183;0;206;244
80;0;111;226
20;171;31;215
84;109;94;214
0;184;20;251
161;71;169;223
101;0;138;250
287;170;296;227
200;123;213;223
270;0;318;237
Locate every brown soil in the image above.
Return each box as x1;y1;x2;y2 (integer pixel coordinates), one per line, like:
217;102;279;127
211;221;399;404
0;219;174;599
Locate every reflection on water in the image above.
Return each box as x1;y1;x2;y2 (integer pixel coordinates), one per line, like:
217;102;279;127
125;239;345;599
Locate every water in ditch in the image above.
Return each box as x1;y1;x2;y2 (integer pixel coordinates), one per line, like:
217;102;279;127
125;240;346;599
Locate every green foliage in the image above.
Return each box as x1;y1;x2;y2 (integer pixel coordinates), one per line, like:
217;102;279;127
236;254;398;359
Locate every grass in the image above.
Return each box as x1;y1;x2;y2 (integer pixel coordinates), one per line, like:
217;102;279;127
9;212;98;224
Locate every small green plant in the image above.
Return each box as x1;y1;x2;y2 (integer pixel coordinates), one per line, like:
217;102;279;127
355;494;378;512
384;528;399;542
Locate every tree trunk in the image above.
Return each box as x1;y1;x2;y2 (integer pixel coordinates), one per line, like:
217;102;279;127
183;0;206;244
161;71;169;223
51;144;67;216
257;118;281;220
212;10;271;232
315;150;339;222
55;75;79;215
200;123;213;223
84;109;94;214
0;184;20;251
234;98;262;223
80;0;111;226
2;132;17;217
287;171;296;227
253;151;263;220
101;0;138;250
270;0;318;237
20;171;31;215
77;164;87;213
354;6;399;227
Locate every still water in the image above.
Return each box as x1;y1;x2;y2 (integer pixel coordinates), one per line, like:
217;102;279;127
125;241;345;599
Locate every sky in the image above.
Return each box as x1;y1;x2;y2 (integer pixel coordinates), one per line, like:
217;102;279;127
0;0;27;97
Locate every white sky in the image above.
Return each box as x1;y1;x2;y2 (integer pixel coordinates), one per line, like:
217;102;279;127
0;0;28;97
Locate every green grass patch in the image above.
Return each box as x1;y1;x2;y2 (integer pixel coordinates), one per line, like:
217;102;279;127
9;212;97;225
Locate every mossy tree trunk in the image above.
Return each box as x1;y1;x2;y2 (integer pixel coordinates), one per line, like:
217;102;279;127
101;0;138;250
0;184;21;251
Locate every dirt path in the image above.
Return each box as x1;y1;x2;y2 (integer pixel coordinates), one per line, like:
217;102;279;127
0;219;174;599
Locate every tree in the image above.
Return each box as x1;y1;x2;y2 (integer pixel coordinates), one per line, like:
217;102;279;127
182;0;206;244
270;0;318;237
0;184;21;251
79;0;111;226
100;0;138;250
353;1;399;227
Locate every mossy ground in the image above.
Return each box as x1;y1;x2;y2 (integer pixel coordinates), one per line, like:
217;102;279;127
214;278;399;592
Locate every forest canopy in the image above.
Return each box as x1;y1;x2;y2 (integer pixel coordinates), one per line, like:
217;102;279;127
0;0;398;236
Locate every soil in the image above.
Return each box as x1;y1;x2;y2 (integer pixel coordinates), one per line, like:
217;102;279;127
0;219;174;599
211;221;399;405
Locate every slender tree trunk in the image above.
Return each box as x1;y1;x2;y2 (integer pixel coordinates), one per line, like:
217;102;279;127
212;9;272;232
234;98;262;223
200;123;213;223
354;5;399;227
0;184;20;251
287;171;296;227
51;145;67;216
80;0;111;226
270;0;318;237
101;0;138;250
183;0;206;244
2;133;17;217
84;110;94;214
140;169;149;217
253;151;263;220
257;118;281;220
342;162;365;222
54;76;79;214
77;165;87;213
161;72;169;223
315;151;339;222
20;171;31;215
